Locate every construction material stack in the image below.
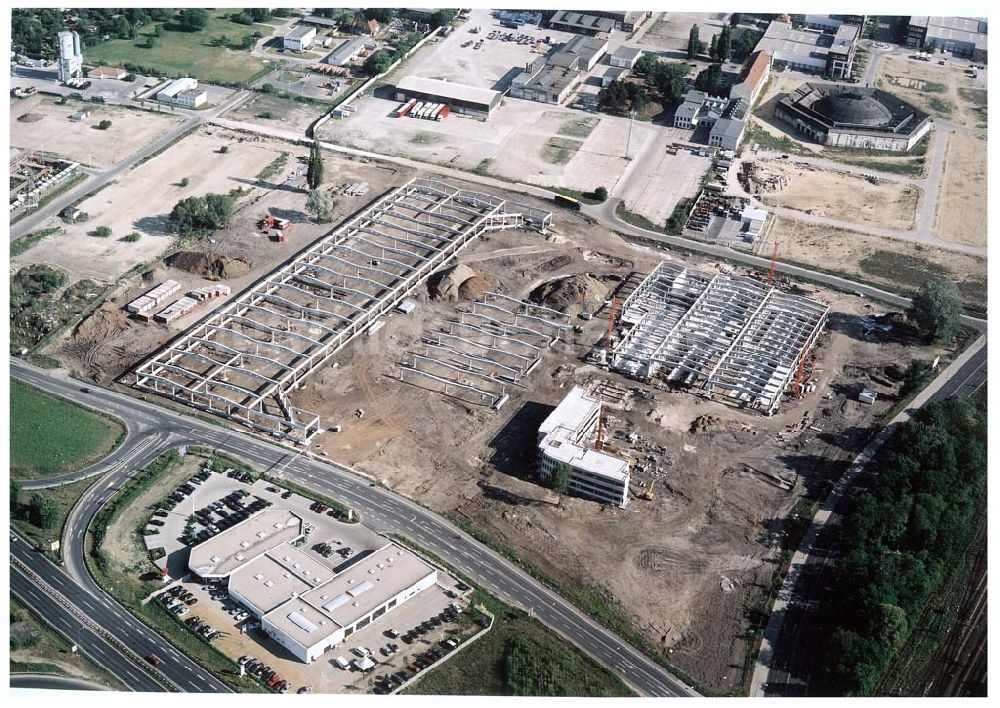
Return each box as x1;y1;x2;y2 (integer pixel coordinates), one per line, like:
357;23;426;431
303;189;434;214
126;280;182;321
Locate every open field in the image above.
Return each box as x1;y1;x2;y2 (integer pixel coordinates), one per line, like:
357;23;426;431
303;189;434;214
876;56;988;128
43;133;412;381
12;128;288;282
84;10;270;84
10;597;125;689
764;216;987;308
934;132;987;247
11;94;183;169
637;13;727;56
409;589;634;696
10;379;123;480
225;92;326;132
755;159;920;230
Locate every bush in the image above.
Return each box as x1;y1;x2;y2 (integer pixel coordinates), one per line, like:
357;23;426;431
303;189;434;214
256;110;276;119
593;186;608;202
27;493;59;530
97;119;112;130
168;192;236;237
94;226;112;237
122;232;141;242
218;145;229;154
178;177;189;187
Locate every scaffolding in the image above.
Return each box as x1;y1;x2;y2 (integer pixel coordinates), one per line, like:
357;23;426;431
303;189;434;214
396;292;568;410
126;179;554;443
611;261;828;414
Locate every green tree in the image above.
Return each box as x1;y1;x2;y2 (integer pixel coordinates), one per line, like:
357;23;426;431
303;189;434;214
908;278;962;343
231;11;254;25
97;119;112;130
429;9;457;28
593;186;608;202
364;49;394;75
718;24;733;62
122;232;141;242
179;177;189;187
709;34;719;61
645;61;690;106
28;493;58;529
551;462;572;496
94;225;112;237
11;478;22;509
899;359;933;397
306;139;325;190
218;145;229;154
633;53;659;77
145;35;156;49
153;23;164;37
695;64;726;96
168;193;235;237
305;189;334;223
687;24;701;59
249;9;272;23
177;8;209;32
730;13;743;26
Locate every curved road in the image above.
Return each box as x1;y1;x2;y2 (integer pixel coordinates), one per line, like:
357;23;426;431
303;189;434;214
11;674;111;691
12;359;695;697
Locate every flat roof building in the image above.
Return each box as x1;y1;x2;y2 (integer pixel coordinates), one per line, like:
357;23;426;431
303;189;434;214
906;16;987;62
188;509;438;663
673;90;728;129
537;387;631;508
394;76;502;118
610;45;643;69
323;36;367;66
87;65;127;80
156;77;206;108
757;21;858;79
283;25;317;51
510;35;607;105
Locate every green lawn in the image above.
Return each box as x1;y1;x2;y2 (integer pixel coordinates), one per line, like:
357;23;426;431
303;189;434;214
10;379;124;480
84;10;271;85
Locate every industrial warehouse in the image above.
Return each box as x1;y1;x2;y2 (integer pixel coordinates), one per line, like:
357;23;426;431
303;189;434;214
774;82;933;151
394;76;503;118
608;261;829;415
188;510;438;664
126;179;554;442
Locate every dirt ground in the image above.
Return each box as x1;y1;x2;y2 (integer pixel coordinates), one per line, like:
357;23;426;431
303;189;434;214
226;92;328;133
933;132;988;247
876;56;988;128
44;130;413;380
637;13;728;56
755;159;920;230
10;94;184;169
763;216;988;307
267;188;957;694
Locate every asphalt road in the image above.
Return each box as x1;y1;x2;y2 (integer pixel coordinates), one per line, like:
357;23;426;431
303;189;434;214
10;674;110;691
11;551;168;692
11;360;696;697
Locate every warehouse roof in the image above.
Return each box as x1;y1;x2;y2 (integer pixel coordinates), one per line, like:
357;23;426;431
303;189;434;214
396;76;502;108
323;36;366;66
549;10;614;34
612;45;643;63
188;509;303;578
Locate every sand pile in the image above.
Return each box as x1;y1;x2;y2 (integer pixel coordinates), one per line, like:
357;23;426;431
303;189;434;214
166;251;252;279
428;263;491;301
529;273;611;316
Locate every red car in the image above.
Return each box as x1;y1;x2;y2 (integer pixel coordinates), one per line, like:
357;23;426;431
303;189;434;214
145;654;163;666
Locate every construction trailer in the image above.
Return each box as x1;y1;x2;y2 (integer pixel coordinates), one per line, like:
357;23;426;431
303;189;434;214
126;179;554;444
190;284;232;301
610;261;828;414
126;280;182;319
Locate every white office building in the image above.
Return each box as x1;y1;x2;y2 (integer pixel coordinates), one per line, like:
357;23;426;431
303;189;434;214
188;510;438;663
57;30;83;82
537;387;631;507
283;25;317;51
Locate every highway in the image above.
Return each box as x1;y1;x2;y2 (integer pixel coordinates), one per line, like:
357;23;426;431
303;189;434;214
11;359;696;697
10;674;110;691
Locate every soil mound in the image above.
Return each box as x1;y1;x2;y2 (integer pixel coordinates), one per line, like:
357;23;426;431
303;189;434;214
690;414;722;434
529;273;610;316
166;251;252;279
17;113;44;123
428;263;490;301
72;301;130;343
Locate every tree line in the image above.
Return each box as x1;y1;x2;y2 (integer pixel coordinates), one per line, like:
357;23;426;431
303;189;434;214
813;392;986;694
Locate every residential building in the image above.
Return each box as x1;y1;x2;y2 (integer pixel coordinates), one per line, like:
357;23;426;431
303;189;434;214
188;509;438;664
283;25;317;51
537;387;631;508
349;17;379;37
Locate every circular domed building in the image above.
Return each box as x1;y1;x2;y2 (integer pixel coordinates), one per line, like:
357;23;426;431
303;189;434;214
774;82;932;152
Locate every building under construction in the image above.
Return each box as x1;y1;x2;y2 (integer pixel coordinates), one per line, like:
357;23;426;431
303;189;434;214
608;261;829;414
10;152;79;215
126;179;554;444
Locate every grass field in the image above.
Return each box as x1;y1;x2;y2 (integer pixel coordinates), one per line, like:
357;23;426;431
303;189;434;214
10;379;124;480
10;597;125;689
84;10;270;84
10;476;97;553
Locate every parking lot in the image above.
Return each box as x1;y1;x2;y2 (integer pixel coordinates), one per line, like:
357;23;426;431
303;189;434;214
143;459;479;693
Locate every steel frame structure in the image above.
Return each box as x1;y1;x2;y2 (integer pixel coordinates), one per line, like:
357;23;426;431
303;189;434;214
611;261;828;414
127;179;553;443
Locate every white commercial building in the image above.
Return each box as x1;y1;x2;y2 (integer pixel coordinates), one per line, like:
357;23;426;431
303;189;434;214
537;387;631;508
283;25;317;51
57;30;83;82
156;77;207;108
188;510;438;663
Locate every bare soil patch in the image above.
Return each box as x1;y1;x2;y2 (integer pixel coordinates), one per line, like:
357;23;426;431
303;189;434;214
876;57;987;128
933;132;987;247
